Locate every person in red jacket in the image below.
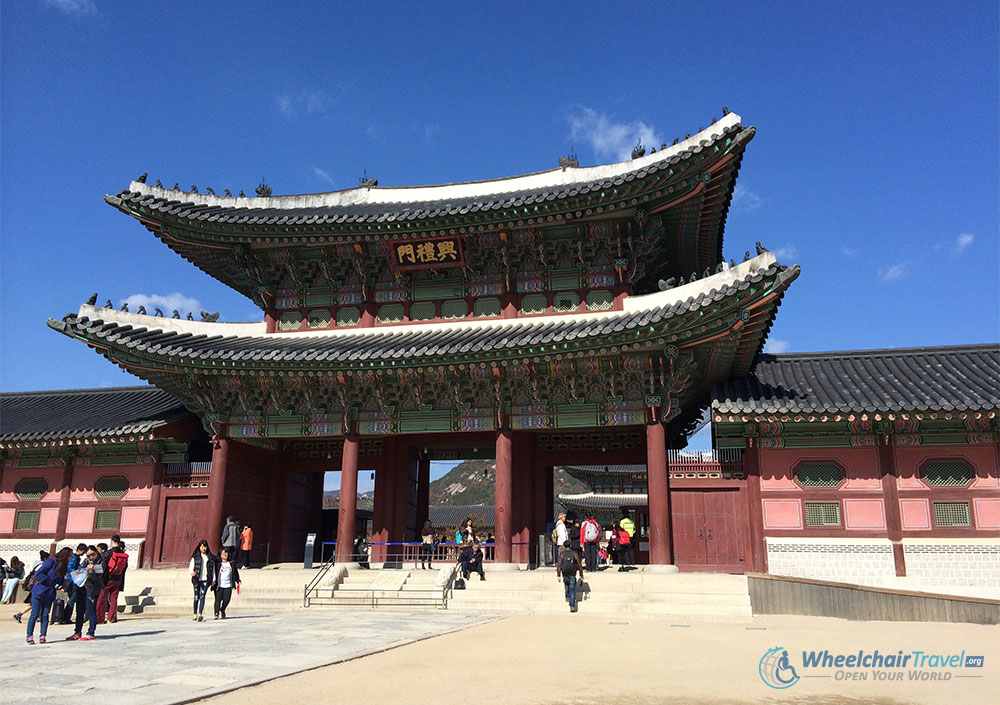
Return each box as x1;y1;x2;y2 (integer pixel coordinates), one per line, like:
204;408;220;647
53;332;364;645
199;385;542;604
580;512;601;572
96;537;128;623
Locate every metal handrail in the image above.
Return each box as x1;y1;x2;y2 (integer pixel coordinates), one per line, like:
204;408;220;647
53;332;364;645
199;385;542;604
303;552;338;608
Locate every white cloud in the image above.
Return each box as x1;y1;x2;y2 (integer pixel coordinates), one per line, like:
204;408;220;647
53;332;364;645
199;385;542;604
312;167;334;187
567;107;663;162
276;89;334;118
764;339;790;354
879;262;908;282
731;184;763;212
44;0;96;14
952;232;974;255
121;292;201;317
841;246;859;258
770;245;798;260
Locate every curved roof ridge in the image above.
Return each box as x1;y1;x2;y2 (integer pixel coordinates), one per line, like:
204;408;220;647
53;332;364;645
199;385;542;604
759;343;999;360
0;384;162;398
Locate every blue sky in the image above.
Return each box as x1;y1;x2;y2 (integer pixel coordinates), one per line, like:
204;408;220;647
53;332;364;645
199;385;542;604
2;1;998;470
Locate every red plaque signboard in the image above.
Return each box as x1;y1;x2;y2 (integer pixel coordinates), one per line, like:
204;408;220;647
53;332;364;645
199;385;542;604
389;236;464;270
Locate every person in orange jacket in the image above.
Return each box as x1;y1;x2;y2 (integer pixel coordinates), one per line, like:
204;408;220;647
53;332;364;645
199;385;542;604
239;523;253;569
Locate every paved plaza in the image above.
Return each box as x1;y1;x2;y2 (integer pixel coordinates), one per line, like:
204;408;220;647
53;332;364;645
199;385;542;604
0;607;489;705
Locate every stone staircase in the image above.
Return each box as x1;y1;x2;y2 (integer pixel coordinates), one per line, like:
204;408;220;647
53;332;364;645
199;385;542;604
447;569;754;621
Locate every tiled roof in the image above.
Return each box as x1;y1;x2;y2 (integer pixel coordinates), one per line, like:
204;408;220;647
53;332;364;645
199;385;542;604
428;505;495;529
559;464;646;475
108;120;749;228
712;344;1000;415
557;492;648;510
49;260;797;367
0;386;189;443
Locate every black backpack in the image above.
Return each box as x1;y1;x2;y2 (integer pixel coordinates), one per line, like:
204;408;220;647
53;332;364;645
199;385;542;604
559;550;577;576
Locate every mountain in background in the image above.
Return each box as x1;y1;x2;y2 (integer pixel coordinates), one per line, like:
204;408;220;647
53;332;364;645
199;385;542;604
323;490;374;511
428;459;589;505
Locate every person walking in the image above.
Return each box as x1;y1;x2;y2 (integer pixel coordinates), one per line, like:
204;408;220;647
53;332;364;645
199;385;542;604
212;548;241;620
11;551;48;624
419;520;436;570
66;546;102;641
567;515;583;562
2;556;24;603
580;513;601;572
96;539;128;624
188;540;218;622
556;540;584;613
552;512;568;565
618;511;635;570
25;546;72;644
239;522;254;569
220;516;239;560
61;543;87;624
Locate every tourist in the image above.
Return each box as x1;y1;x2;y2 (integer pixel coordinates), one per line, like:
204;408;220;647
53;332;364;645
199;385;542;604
220;515;239;559
11;551;48;624
2;556;25;603
567;514;583;561
581;512;601;572
556;539;584;613
553;512;568;565
353;535;370;569
189;540;217;621
96;538;129;624
460;541;485;581
419;520;436;569
239;522;254;569
460;517;475;544
618;511;635;571
26;546;72;644
212;548;240;619
67;546;102;641
61;543;87;624
605;524;619;566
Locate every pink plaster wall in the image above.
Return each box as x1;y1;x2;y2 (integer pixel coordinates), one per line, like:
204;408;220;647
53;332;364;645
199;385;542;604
0;509;14;533
763;499;802;529
760;447;879;490
120;506;149;532
0;467;64;502
37;507;59;533
70;465;155;501
974;498;1000;529
66;507;95;534
900;499;931;529
843;499;886;529
895;445;999;489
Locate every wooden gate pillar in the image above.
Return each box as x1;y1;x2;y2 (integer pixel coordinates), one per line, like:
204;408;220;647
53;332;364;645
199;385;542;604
207;438;229;553
144;459;166;567
646;421;673;565
743;439;768;572
52;453;75;552
878;435;906;576
416;453;430;535
335;434;360;564
494;428;513;563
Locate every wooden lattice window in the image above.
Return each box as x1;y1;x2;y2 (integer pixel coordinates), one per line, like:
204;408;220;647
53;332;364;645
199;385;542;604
307;309;331;329
922;460;973;487
94;510;121;531
335;307;360;326
15;511;39;531
409;302;436;321
95;476;129;499
441;300;468;319
473;298;501;318
585;290;614;311
804;502;841;527
933;502;971;527
278;312;302;331
795;463;843;488
15;478;47;500
553;292;580;312
520;294;547;315
377;304;405;324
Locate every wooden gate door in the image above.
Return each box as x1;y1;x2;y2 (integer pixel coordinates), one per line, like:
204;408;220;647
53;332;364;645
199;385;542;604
670;489;746;572
160;497;209;564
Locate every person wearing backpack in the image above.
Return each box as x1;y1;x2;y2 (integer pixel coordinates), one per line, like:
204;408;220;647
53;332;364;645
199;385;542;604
66;545;103;641
551;512;568;565
96;540;128;624
617;511;635;571
580;513;601;573
556;540;584;613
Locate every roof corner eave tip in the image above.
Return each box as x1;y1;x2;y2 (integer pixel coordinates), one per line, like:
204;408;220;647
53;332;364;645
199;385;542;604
776;264;801;289
46;318;70;333
104;194;123;207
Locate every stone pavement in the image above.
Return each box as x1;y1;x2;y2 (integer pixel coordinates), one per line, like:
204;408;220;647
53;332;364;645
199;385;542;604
1;610;490;705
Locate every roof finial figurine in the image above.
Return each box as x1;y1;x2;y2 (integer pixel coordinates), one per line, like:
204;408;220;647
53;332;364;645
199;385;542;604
120;302;129;312
690;271;698;282
238;190;246;197
716;261;726;273
685;133;691;139
224;189;232;197
154;307;164;317
191;185;199;194
703;267;711;278
104;299;113;308
711;117;717;125
657;277;676;291
358;169;378;188
678;276;685;286
137;305;146;315
172;182;180;190
200;311;220;322
86;293;98;305
631;141;645;159
186;312;194;320
756;241;769;255
136;173;147;184
155;179;162;187
743;251;751;262
205;186;216;195
558;153;578;170
722;106;729;116
672;138;679;145
255;178;272;197
730;258;737;268
171;309;181;319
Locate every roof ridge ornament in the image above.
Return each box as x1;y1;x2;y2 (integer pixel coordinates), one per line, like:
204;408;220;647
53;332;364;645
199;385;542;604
631;141;645;159
358;169;378;188
255;178;272;198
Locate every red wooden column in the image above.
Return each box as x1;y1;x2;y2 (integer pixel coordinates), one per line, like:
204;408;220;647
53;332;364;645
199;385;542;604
494;428;513;563
878;434;906;576
52;453;75;551
143;459;166;568
207;438;230;552
370;438;396;564
646;421;672;565
267;449;288;563
415;453;430;533
743;438;768;572
336;435;360;564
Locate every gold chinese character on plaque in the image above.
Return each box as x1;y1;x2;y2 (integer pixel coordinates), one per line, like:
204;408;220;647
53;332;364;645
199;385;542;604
416;242;437;263
436;240;458;261
396;244;416;264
